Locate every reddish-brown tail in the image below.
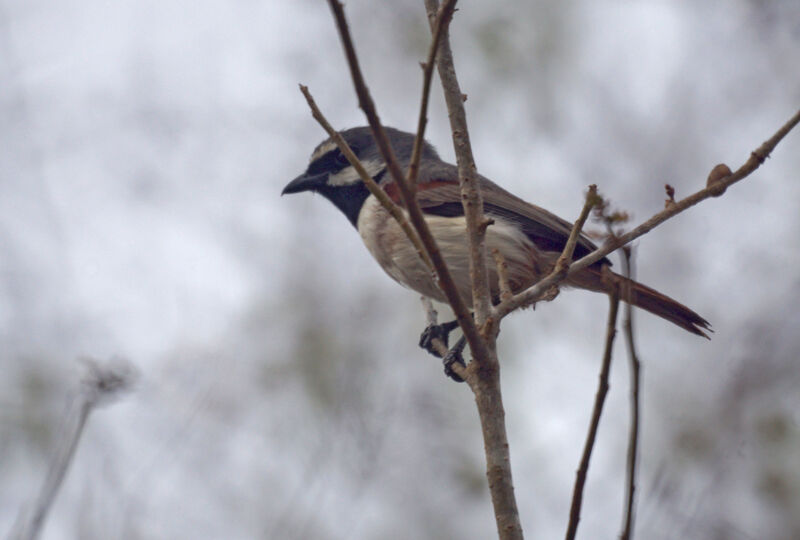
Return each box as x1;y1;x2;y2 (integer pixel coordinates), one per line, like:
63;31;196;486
570;268;712;338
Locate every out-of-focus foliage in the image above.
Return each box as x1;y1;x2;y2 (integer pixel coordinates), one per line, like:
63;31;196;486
1;1;799;539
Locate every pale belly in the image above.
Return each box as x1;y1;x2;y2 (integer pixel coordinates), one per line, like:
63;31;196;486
356;196;543;306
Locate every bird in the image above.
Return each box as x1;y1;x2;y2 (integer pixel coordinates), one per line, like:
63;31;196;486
283;126;710;371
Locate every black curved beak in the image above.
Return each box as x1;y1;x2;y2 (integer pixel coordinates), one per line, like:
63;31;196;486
282;171;328;195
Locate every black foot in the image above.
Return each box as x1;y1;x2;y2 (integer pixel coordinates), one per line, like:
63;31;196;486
419;320;460;358
443;336;467;383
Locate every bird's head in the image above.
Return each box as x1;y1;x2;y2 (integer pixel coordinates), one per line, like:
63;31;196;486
282;126;439;226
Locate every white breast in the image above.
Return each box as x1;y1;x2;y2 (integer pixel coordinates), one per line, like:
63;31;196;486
356;195;541;306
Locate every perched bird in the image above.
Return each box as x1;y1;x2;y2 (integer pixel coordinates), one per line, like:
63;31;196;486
283;127;710;353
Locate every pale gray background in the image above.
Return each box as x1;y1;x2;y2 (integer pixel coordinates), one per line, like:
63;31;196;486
2;1;799;539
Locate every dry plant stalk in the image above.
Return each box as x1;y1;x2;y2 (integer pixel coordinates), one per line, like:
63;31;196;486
11;358;136;540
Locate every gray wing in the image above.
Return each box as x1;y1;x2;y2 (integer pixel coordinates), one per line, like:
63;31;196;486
414;162;607;264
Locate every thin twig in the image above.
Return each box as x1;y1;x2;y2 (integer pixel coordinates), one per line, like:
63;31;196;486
326;0;490;366
407;0;458;187
492;249;513;303
496;108;800;319
565;288;620;540
555;185;599;273
423;0;493;329
489;186;599;332
619;248;640;540
299;84;433;270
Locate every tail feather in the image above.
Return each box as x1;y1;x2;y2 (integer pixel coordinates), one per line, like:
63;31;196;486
570;268;712;338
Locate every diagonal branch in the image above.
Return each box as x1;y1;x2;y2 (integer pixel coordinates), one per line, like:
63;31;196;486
496;107;800;319
299;84;432;271
555;185;600;273
491;185;598;328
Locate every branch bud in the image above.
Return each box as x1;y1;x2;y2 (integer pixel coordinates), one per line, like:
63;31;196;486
706;163;731;197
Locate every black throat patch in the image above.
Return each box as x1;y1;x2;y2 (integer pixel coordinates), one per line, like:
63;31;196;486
318;170;386;227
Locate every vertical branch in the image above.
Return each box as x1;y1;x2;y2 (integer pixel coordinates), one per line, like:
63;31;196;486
619;248;641;540
423;0;492;329
408;0;458;187
422;2;522;539
565;288;620;540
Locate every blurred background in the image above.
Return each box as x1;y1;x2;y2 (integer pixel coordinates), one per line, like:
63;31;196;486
2;0;799;538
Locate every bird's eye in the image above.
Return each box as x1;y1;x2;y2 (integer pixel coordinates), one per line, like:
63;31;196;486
334;151;350;166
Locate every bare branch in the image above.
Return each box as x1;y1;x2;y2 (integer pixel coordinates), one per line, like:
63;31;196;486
556;184;599;274
299;84;433;270
492;249;513;303
423;1;522;538
492;186;599;323
565;288;620;540
497;108;800;318
568;107;800;274
420;297;469;381
325;0;490;365
423;0;493;329
619;248;641;540
408;0;458;188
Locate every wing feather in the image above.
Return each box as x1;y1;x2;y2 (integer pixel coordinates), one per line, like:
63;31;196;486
404;163;608;265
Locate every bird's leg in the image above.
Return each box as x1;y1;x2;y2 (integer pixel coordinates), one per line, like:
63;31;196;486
442;336;467;383
418;319;460;357
418;320;467;383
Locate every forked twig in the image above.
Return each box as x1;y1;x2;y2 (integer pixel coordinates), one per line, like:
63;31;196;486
488;185;598;335
496;108;800;319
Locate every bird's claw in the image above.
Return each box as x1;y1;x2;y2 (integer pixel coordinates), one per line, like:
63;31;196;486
443;342;467;383
419;320;459;358
419;321;466;382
